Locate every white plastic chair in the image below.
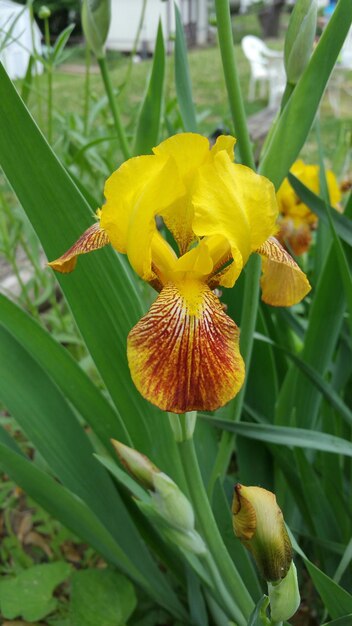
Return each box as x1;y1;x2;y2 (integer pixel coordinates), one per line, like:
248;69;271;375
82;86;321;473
241;35;285;107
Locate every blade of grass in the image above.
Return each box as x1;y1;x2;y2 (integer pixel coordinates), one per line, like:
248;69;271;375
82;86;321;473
275;244;346;429
290;534;352;619
201;416;352;457
133;21;165;155
174;4;197;132
255;332;352;427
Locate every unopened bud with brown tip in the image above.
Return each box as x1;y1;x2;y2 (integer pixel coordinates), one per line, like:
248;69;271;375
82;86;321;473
232;484;292;582
111;439;159;490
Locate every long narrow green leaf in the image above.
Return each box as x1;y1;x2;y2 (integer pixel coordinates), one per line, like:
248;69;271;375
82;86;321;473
254;333;352;427
133;21;165;155
202;417;352;457
322;617;352;626
290;535;352;620
289;171;352;342
0;63;182;480
174;5;197;132
288;174;352;248
275;245;346;429
304;560;352;619
0;325;185;616
260;0;352;187
0;294;130;450
295;449;341;544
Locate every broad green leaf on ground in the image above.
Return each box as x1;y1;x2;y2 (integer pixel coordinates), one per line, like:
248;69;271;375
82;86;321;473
69;568;136;626
0;63;182;481
133;21;165;155
174;4;197;132
0;562;71;621
259;0;352;187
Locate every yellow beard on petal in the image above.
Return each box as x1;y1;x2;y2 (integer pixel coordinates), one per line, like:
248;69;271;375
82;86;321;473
127;281;245;413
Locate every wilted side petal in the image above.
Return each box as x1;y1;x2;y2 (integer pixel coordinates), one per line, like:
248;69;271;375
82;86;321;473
48;223;109;273
127;281;245;413
258;237;311;307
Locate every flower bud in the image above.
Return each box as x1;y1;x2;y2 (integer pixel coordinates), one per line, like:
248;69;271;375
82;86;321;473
111;439;159;490
163;527;207;555
152;472;195;532
268;562;300;621
284;0;317;85
232;484;292;582
38;5;51;19
81;0;111;59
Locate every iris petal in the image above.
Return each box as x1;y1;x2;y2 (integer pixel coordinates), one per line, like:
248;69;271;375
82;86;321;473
192;151;278;288
127;280;245;413
48;223;109;273
258;237;311;306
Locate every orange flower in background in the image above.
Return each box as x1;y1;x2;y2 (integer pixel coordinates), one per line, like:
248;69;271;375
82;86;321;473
49;133;310;413
276;159;341;255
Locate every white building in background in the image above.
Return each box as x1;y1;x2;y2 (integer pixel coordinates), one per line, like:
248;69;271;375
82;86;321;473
0;0;43;80
107;0;209;54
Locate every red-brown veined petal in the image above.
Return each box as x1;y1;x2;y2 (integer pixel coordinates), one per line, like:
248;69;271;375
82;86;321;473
48;223;110;273
258;237;311;307
127;281;245;413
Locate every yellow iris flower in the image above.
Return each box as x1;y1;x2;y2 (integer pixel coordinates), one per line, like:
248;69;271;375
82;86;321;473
49;133;310;413
277;159;341;255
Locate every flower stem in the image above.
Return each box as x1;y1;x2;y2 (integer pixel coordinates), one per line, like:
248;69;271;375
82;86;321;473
203;551;247;624
97;56;130;161
83;44;91;136
177;434;253;622
209;2;261;495
214;0;255;169
44;17;52;144
208;254;262;497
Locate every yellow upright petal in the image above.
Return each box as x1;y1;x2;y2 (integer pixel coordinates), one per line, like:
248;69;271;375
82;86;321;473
210;134;236;160
127;280;245;413
192;151;278;287
153;134;210;254
101;154;183;281
153;133;210;181
258;237;311;306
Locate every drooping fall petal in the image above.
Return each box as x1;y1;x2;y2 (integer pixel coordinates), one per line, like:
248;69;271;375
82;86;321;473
127;281;245;413
48;223;109;273
257;237;311;306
